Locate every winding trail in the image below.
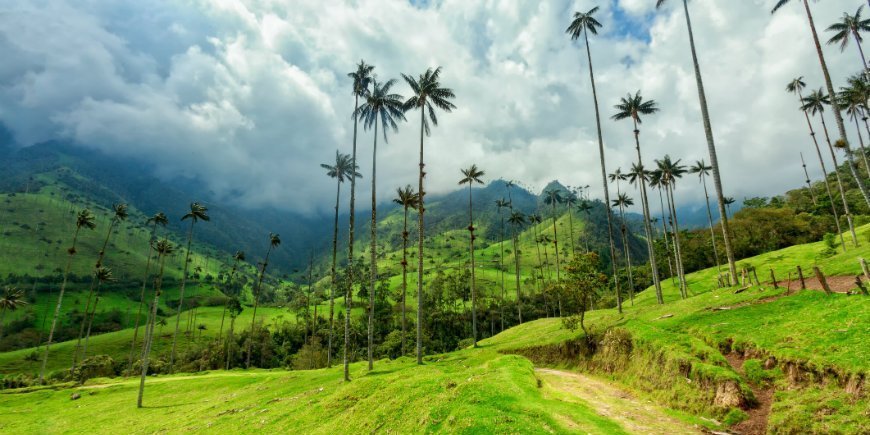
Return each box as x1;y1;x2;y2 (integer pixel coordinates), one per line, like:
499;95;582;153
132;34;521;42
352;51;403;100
536;368;703;434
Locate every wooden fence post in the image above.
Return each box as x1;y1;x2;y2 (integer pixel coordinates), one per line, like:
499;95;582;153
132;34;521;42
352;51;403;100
860;258;870;281
752;268;761;286
813;266;833;295
786;272;792;295
856;276;869;296
797;265;806;290
770;268;779;289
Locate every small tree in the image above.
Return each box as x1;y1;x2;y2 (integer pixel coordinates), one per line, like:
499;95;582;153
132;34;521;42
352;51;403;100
563;253;608;346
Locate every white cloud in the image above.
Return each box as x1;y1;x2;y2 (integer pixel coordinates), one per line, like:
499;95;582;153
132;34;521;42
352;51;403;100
0;0;861;215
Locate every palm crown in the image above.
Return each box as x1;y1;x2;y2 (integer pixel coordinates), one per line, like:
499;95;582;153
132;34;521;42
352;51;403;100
689;159;713;179
182;202;210;223
801;88;831;115
566;7;602;40
459;164;485;186
233;251;246;263
321;151;362;183
269;232;281;248
0;286;27;311
655;155;688;185
402;67;457;136
154;239;175;256
826;6;870;52
95;266;114;283
508;211;526;226
348;60;374;97
786;76;806;95
612;193;634;208
76;209;97;230
147;212;169;227
355;79;407;142
626;163;650;186
393;185;419;210
543;189;564;205
608;168;626;184
112;203;129;221
612;91;660;124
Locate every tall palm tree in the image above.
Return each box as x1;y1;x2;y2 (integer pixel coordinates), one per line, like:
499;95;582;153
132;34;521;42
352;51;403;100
507;211;526;323
218;251;245;343
529;213;546;290
803;89;859;246
39;209;96;382
787;77;846;250
0;286;27;338
393;185;418;355
495;198;510;330
773;0;870;207
839;84;870;176
656;0;738;286
688;161;722;271
402;67;456;365
563;190;580;255
610;193;635;305
459;164;485;347
321;151;360;366
246;232;281;369
647;169;677;285
169;202;209;372
355;78;406;370
655;156;689;298
127;212;168;375
612;91;663;304
543;189;564;282
82;266;114;359
567;6;622;310
724;197;736;215
73;203;127;370
576;200;593;254
344;60;374;381
138;239;175;408
826;6;870;69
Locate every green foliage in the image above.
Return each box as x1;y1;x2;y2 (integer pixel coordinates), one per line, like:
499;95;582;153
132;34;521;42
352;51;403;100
722;408;748;426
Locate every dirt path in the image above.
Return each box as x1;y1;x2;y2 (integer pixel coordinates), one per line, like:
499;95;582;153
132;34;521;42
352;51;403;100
723;354;773;435
535;368;703;434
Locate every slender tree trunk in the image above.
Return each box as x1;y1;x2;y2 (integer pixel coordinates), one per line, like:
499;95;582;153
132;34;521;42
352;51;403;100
854;31;868;70
467;184;478;347
81;292;101;360
169;220;195;372
345;93;360;380
582;29;622;314
218;263;239;345
246;246;273;368
73;218;116;370
416;106;425;366
499;210;505;331
566;204;576;256
667;183;689;298
798;90;846;250
799;153;819;206
513;227;522;324
617;204;634;305
39;228;80;382
328;180;341;367
368;122;378;371
700;174;722;270
401;207;408;355
680;0;738;285
137;253;166;408
801;0;870;207
533;222;544;293
632;118;663;304
852;114;870;178
550;201;561;282
657;188;676;285
128;222;158;375
819;112;859;247
225;315;235;370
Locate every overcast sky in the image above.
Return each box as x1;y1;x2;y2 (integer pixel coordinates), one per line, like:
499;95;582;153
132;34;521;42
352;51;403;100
0;0;862;215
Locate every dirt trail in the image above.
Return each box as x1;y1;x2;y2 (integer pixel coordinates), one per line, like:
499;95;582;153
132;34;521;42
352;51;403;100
535;368;703;434
724;354;773;435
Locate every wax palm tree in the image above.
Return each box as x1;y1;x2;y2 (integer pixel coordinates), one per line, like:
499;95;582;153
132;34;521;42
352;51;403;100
82;266;114;359
839;84;870;176
246;232;281;369
218;251;245;344
773;0;870;207
612;92;662;304
403;66;456;365
138;239;175;408
495;198;510;330
656;0;738;286
647;169;677;284
688;161;722;271
73;203;127;370
575;200;593;255
344;59;374;381
458;164;485;347
826;6;870;69
0;286;27;338
803;89;860;246
787;77;846;250
321;151;359;366
507;211;526;323
543;189;564;283
567;6;622;307
39;209;96;382
611;193;635;305
724;197;736;215
354;78;406;370
127;212;168;375
169;202;209;372
656;156;689;298
393;185;418;355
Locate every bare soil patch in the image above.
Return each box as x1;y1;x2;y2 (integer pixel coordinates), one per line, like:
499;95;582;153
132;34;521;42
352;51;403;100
724;353;773;435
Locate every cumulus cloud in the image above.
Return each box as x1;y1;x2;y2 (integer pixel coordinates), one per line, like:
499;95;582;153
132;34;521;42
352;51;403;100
0;0;861;214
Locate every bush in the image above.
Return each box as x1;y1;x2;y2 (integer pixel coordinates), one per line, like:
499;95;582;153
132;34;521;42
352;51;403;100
73;355;117;382
723;408;748;426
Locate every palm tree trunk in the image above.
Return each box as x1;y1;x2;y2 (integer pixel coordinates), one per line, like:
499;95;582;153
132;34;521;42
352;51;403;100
0;308;7;339
368;122;378;371
550;202;561;281
800;153;819;206
632;119;663;304
416;106;425;366
851;114;870;178
656;188;676;283
73;219;116;370
700;174;722;271
802;0;870;207
499;212;505;331
819;112;859;247
680;0;738;285
82;294;101;359
532;224;544;292
39;227;80;382
246;247;273;368
401;207;408;355
854;31;868;70
169;220;195;372
583;29;622;314
467;184;478;347
617;204;634;305
225;315;235;370
797;90;846;250
128;222;158;376
328;179;341;367
566;205;576;256
513;228;523;324
138;254;166;408
667;183;689;298
346;93;360;379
